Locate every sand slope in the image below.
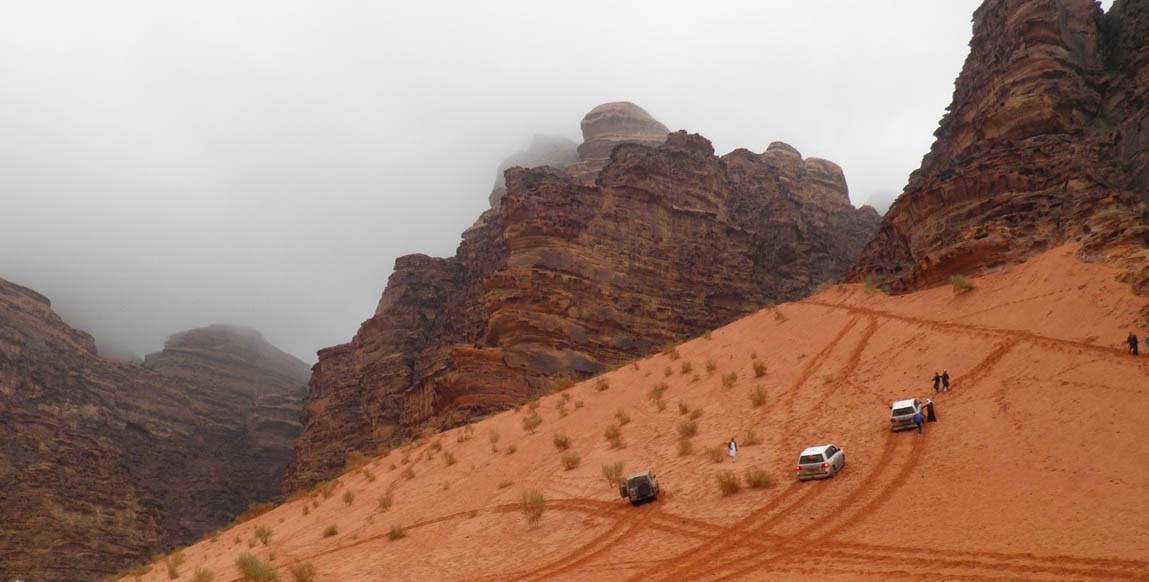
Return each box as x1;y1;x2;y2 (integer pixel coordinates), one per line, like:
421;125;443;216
126;245;1149;582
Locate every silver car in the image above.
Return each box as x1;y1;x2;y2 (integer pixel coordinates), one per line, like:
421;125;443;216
889;398;922;432
796;444;845;480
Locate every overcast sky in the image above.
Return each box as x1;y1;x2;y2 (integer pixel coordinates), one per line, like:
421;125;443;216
0;1;1117;363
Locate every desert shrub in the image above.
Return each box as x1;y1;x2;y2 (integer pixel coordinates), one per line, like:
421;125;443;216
652;397;667;412
344;451;372;472
248;538;258;548
743;429;763;446
575;400;584;409
429;439;443;452
553;434;571;450
744;466;775;489
288;564;316;582
950;274;975;294
561;451;581;470
322;524;339;538
236;554;278;582
402;467;415;480
722;372;738;388
522;413;542;433
556;400;568;418
662;342;678;356
649;382;668;400
595;378;610;392
527;398;541;412
703;330;713;340
704;446;724;463
752;361;767;378
165;551;185;579
561;392;572;401
604;424;624;449
551;376;575;392
378;494;393;512
689;408;703;420
602;461;625;487
716;471;742;496
520;489;546;525
363;468;377;482
233;501;275;525
680;361;692;374
505;444;517;455
676;437;693;456
823;374;835;385
343;491;355;505
864;272;882;292
387;524;407;541
193;568;214;582
615;409;631;426
489;430;500;445
677;400;689;415
749;385;767;407
441;479;450;490
677;421;698;438
497;480;514;489
705;359;717;374
301;503;310;516
663;366;673;377
255;525;273;546
774;309;787;321
443;451;457;466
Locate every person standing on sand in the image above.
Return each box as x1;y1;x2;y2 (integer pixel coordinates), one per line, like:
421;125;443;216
913;411;924;435
941;370;950;392
728;437;738;463
1128;332;1139;355
925;398;937;422
932;372;941;393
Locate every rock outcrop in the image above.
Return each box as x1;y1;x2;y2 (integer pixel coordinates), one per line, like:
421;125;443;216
283;108;880;491
565;101;670;183
847;0;1149;293
488;135;580;208
0;282;308;582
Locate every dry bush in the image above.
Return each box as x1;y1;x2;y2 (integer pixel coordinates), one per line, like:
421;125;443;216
255;525;273;546
749;385;767;407
342;491;355;505
615;409;631;426
704;446;725;463
743;429;763;446
676;437;693;456
575;400;584;409
722;372;738;388
443;451;457;466
302;503;310;516
429;440;443;452
677;400;689;415
744;466;775;489
378;494;393;512
441;480;450;491
950;274;975;294
344;451;372;472
604;424;624;449
864;272;882;293
716;471;742;496
703;330;713;340
363;468;377;482
561;392;572;401
652;397;667;412
631;361;640;370
401;467;415;480
663;366;673;377
556;400;568;418
520;489;546;525
602;461;625;487
489;430;500;445
561;451;581;470
662;342;678;357
387;525;407;541
680;361;692;374
677;421;698;438
193;568;214;582
649;382;668;400
165;551;185;579
522;413;542;433
497;480;514;489
774;309;787;321
505;444;517;455
248;538;258;548
322;524;339;538
750;351;757;359
705;359;717;374
752;361;767;378
823;374;834;385
233;501;275;525
553;434;571;450
288;564;316;582
691;374;701;383
595;378;610;392
689;408;703;420
236;554;277;582
551;376;575;392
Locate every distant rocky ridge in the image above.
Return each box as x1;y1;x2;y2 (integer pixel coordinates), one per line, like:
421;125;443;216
0;282;308;582
488;134;579;208
283;102;880;492
848;0;1149;293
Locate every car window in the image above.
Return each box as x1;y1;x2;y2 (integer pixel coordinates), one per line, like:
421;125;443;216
827;447;838;457
892;407;915;416
799;454;823;464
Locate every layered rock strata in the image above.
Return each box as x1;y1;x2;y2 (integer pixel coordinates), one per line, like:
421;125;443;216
284;123;880;491
847;0;1149;293
564;101;670;183
488;135;580;208
0;284;308;582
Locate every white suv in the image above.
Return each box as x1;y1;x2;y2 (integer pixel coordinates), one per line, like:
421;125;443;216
890;398;922;432
796;444;845;480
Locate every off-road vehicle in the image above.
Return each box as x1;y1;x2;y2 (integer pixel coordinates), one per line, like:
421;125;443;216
889;398;922;432
619;471;660;505
795;444;845;480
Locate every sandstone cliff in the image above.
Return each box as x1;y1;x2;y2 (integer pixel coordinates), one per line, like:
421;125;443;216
284;106;880;491
488;134;580;208
0;283;308;582
847;0;1149;293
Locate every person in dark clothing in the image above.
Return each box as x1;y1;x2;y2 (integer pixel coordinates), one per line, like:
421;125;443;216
941;370;950;392
925;398;937;422
1129;332;1139;355
913;412;924;434
932;372;941;393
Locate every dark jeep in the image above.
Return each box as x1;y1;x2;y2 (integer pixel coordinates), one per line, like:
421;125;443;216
619;471;660;505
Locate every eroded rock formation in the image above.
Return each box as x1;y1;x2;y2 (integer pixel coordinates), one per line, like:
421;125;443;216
488;135;580;208
847;0;1149;293
0;283;308;582
284;108;880;491
565;101;670;183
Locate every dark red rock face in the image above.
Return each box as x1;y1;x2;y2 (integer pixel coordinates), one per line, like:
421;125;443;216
848;0;1149;293
283;129;880;492
0;285;308;582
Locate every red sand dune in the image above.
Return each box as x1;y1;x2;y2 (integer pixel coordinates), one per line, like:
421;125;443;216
129;245;1149;582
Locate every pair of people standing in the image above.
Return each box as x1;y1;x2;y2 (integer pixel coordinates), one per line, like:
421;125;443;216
931;371;950;393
